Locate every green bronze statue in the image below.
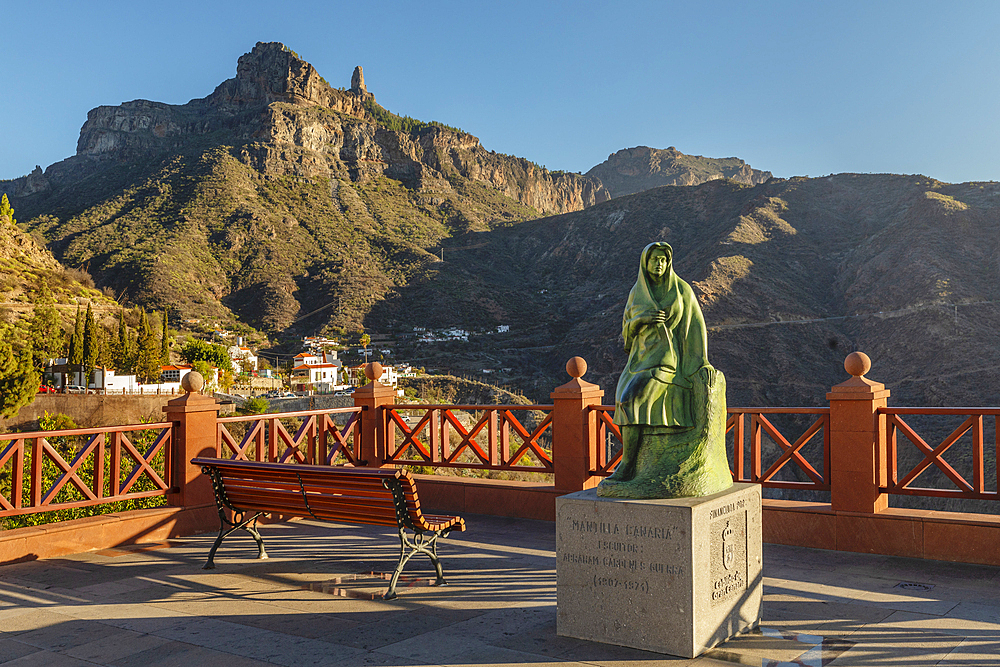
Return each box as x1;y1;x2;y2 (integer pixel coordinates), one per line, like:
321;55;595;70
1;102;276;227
597;242;733;499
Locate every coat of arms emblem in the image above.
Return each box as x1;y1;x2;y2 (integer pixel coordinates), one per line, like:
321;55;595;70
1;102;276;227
722;521;734;570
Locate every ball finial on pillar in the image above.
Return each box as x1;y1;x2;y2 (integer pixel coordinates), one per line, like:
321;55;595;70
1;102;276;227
182;371;205;394
844;352;871;378
566;356;588;379
365;361;383;382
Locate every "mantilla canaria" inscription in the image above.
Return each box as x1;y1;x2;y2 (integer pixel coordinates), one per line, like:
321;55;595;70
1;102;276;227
570;519;677;540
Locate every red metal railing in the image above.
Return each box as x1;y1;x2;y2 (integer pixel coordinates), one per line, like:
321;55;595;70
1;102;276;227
217;408;363;466
881;407;1000;500
385;404;554;472
0;422;173;517
589;405;830;490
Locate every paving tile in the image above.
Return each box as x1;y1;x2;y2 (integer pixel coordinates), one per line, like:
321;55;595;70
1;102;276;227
53;601;187;628
763;596;895;637
251;587;405;615
216;610;362;639
1;649;99;666
766;573;963;615
72;575;161;599
153;595;305;620
874;609;1000;638
0;609;79;635
937;637;1000;665
413;605;579;657
378;631;605;666
151;616;239;650
0;638;44;663
322;607;484;651
111;640;276;667
326;652;439;667
64;628;172;662
212;632;366;667
826;630;965;666
556;639;697;665
15;616;123;651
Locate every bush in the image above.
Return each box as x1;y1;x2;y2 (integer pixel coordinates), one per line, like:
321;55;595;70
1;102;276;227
62;267;95;289
240;397;269;415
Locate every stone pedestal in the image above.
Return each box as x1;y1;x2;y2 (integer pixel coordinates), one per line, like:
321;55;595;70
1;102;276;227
556;483;762;658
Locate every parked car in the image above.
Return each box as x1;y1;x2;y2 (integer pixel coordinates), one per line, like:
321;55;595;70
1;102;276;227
280;392;296;398
37;385;57;394
65;385;87;394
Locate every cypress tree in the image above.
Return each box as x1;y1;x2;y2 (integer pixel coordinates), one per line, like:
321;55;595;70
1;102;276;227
82;303;100;385
27;280;62;372
134;309;162;384
68;306;84;374
161;309;169;363
114;309;131;372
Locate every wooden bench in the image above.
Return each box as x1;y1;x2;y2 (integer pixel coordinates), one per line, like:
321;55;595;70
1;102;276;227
192;458;466;599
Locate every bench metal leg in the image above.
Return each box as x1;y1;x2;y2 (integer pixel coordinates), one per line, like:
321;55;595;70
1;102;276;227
383;527;448;600
203;510;267;570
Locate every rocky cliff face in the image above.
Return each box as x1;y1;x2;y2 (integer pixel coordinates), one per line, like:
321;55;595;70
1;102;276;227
587;145;772;197
7;42;608;216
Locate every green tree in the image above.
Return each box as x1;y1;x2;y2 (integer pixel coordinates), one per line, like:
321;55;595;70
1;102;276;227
191;360;218;392
0;193;15;225
82;303;101;385
360;333;371;363
160;309;170;363
180;339;233;372
240;396;269;415
112;309;133;372
134;309;162;384
68;306;84;367
0;324;40;418
220;368;234;393
27;281;63;372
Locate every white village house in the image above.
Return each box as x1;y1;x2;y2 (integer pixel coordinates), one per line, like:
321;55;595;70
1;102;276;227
228;344;258;373
290;350;345;392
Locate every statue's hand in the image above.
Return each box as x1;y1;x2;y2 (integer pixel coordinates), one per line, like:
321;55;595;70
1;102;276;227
697;365;717;387
642;310;668;325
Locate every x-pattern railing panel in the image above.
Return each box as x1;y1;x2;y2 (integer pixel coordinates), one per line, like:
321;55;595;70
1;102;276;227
881;408;999;499
217;408;363;466
386;405;554;471
727;408;830;490
0;423;173;518
590;406;830;489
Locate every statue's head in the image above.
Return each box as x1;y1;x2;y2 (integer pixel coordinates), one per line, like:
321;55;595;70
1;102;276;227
642;242;672;281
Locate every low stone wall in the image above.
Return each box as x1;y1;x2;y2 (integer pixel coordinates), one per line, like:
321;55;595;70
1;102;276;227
1;393;235;432
2;395;173;431
265;395;354;413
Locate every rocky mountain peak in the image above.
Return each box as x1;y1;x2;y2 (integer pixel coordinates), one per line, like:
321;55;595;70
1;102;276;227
351;65;366;95
587;145;772;197
210;41;334;107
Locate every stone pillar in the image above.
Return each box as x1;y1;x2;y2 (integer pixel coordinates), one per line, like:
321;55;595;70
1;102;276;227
827;352;890;513
551;357;605;493
353;362;396;467
163;372;220;508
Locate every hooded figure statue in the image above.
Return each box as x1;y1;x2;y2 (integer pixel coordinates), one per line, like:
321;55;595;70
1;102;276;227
613;242;706;429
598;242;733;499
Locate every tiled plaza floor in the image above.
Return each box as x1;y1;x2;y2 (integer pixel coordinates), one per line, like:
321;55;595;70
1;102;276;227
0;514;997;666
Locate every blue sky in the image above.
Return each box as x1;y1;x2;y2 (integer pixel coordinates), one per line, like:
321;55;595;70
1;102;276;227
3;1;1000;183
